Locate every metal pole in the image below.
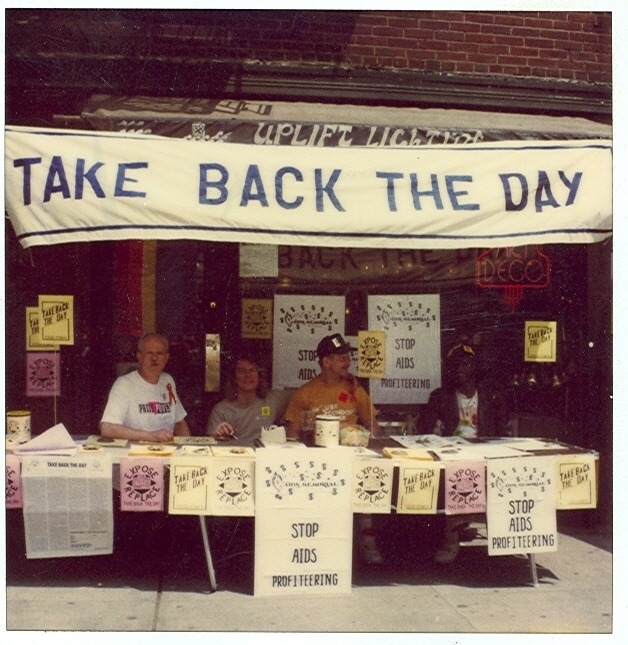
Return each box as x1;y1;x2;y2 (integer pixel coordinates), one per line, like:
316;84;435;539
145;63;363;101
199;515;218;592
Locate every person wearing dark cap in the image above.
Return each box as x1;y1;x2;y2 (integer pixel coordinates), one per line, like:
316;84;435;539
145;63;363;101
284;333;383;564
419;339;510;563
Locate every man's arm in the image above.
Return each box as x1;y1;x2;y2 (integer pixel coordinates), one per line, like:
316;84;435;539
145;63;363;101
174;418;191;437
99;421;173;443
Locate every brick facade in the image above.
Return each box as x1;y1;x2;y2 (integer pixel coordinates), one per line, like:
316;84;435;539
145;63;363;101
154;10;611;84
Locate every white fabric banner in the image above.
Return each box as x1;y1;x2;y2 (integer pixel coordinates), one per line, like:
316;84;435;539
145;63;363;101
5;126;612;249
272;295;345;389
368;294;441;404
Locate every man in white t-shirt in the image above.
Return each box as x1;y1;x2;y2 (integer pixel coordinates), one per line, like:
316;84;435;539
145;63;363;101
100;333;191;442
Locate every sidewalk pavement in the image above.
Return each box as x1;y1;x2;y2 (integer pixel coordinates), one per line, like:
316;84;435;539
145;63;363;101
5;512;616;635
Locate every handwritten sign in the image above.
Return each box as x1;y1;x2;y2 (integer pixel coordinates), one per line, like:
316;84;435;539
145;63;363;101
444;461;486;515
272;295;345;389
25;307;59;351
254;447;353;597
525;320;557;362
26;352;60;397
212;457;255;516
396;461;440;514
5;454;23;509
357;330;386;379
38;295;74;344
241;298;273;339
352;457;394;513
487;456;557;556
120;457;165;512
168;456;213;515
367;295;441;404
556;454;597;509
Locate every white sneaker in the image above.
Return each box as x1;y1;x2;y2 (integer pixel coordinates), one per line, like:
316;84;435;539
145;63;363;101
359;532;384;564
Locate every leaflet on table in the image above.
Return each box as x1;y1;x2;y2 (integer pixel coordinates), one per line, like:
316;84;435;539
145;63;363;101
458;443;527;459
120;457;165;512
555;453;597;509
20;454;114;558
352;457;395;513
396;460;440;514
13;422;78;456
212;457;255;515
84;435;129;448
6;453;23;509
390;434;468;450
128;443;178;457
444;460;486;514
211;446;256;458
383;446;434;461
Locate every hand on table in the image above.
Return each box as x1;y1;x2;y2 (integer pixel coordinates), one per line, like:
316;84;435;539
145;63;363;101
147;428;174;443
214;422;237;439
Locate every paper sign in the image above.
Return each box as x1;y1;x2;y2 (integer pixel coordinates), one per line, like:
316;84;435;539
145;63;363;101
21;454;113;559
487;456;557;555
38;295;74;344
254;447;353;597
26;307;60;351
444;461;486;515
368;295;441;404
242;298;273;339
239;243;279;278
396;461;440;514
272;295;345;389
556;454;597;509
120;457;165;512
357;330;386;379
212;457;255;516
352;457;394;513
168;456;213;515
6;454;23;509
26;352;61;397
525;320;557;362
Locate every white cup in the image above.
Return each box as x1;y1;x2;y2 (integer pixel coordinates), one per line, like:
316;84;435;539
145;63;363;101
314;415;340;447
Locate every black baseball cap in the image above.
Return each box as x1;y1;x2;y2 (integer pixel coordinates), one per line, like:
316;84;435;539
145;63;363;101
316;333;355;359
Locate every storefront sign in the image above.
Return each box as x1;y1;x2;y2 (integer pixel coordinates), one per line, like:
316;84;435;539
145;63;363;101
525;321;558;362
367;295;441;404
357;330;386;379
25;307;60;351
272;295;345;389
396;461;440;514
254;447;353;597
555;454;597;509
120;457;165;512
241;299;273;339
26;352;60;397
6;127;612;250
487;456;557;556
38;295;74;344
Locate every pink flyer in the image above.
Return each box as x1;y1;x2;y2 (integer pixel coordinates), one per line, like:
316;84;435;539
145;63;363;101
444;460;486;515
6;454;23;509
120;457;165;512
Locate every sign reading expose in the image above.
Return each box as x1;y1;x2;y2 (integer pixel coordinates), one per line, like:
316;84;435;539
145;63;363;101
254;447;353;597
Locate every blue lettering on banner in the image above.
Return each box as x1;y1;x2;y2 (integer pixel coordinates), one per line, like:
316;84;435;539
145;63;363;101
13;157;42;205
75;159;105;199
114;162;148;198
500;170;582;212
445;175;479;211
315;168;345;212
275;166;304;209
199;163;229;205
410;173;444;210
535;170;560;212
559;171;582;206
240;164;269;207
500;173;529;211
376;172;404;211
44;155;71;202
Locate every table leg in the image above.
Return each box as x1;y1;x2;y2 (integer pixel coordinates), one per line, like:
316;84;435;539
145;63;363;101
528;553;539;587
199;515;218;592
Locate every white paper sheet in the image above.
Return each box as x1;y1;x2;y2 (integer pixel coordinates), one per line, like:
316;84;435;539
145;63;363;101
13;423;78;456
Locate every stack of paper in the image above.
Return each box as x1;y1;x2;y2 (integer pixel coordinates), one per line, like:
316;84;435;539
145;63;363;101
383;446;434;461
13;423;78;457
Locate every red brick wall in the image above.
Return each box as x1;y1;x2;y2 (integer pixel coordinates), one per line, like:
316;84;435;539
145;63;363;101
159;10;611;85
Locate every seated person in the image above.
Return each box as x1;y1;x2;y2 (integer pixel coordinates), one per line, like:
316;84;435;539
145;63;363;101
207;353;291;445
419;340;509;564
100;332;191;442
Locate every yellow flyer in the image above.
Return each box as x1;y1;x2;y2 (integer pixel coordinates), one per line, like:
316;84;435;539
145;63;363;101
525;320;557;362
556;453;597;509
241;298;273;339
38;294;74;344
168;456;214;515
396;461;440;514
25;307;59;351
357;330;386;379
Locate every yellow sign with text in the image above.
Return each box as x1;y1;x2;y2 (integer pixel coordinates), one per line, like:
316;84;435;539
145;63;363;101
525;320;557;362
357;330;386;379
242;298;273;339
38;295;74;345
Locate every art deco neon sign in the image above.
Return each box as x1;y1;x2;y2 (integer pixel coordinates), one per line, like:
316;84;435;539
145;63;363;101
476;245;551;312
